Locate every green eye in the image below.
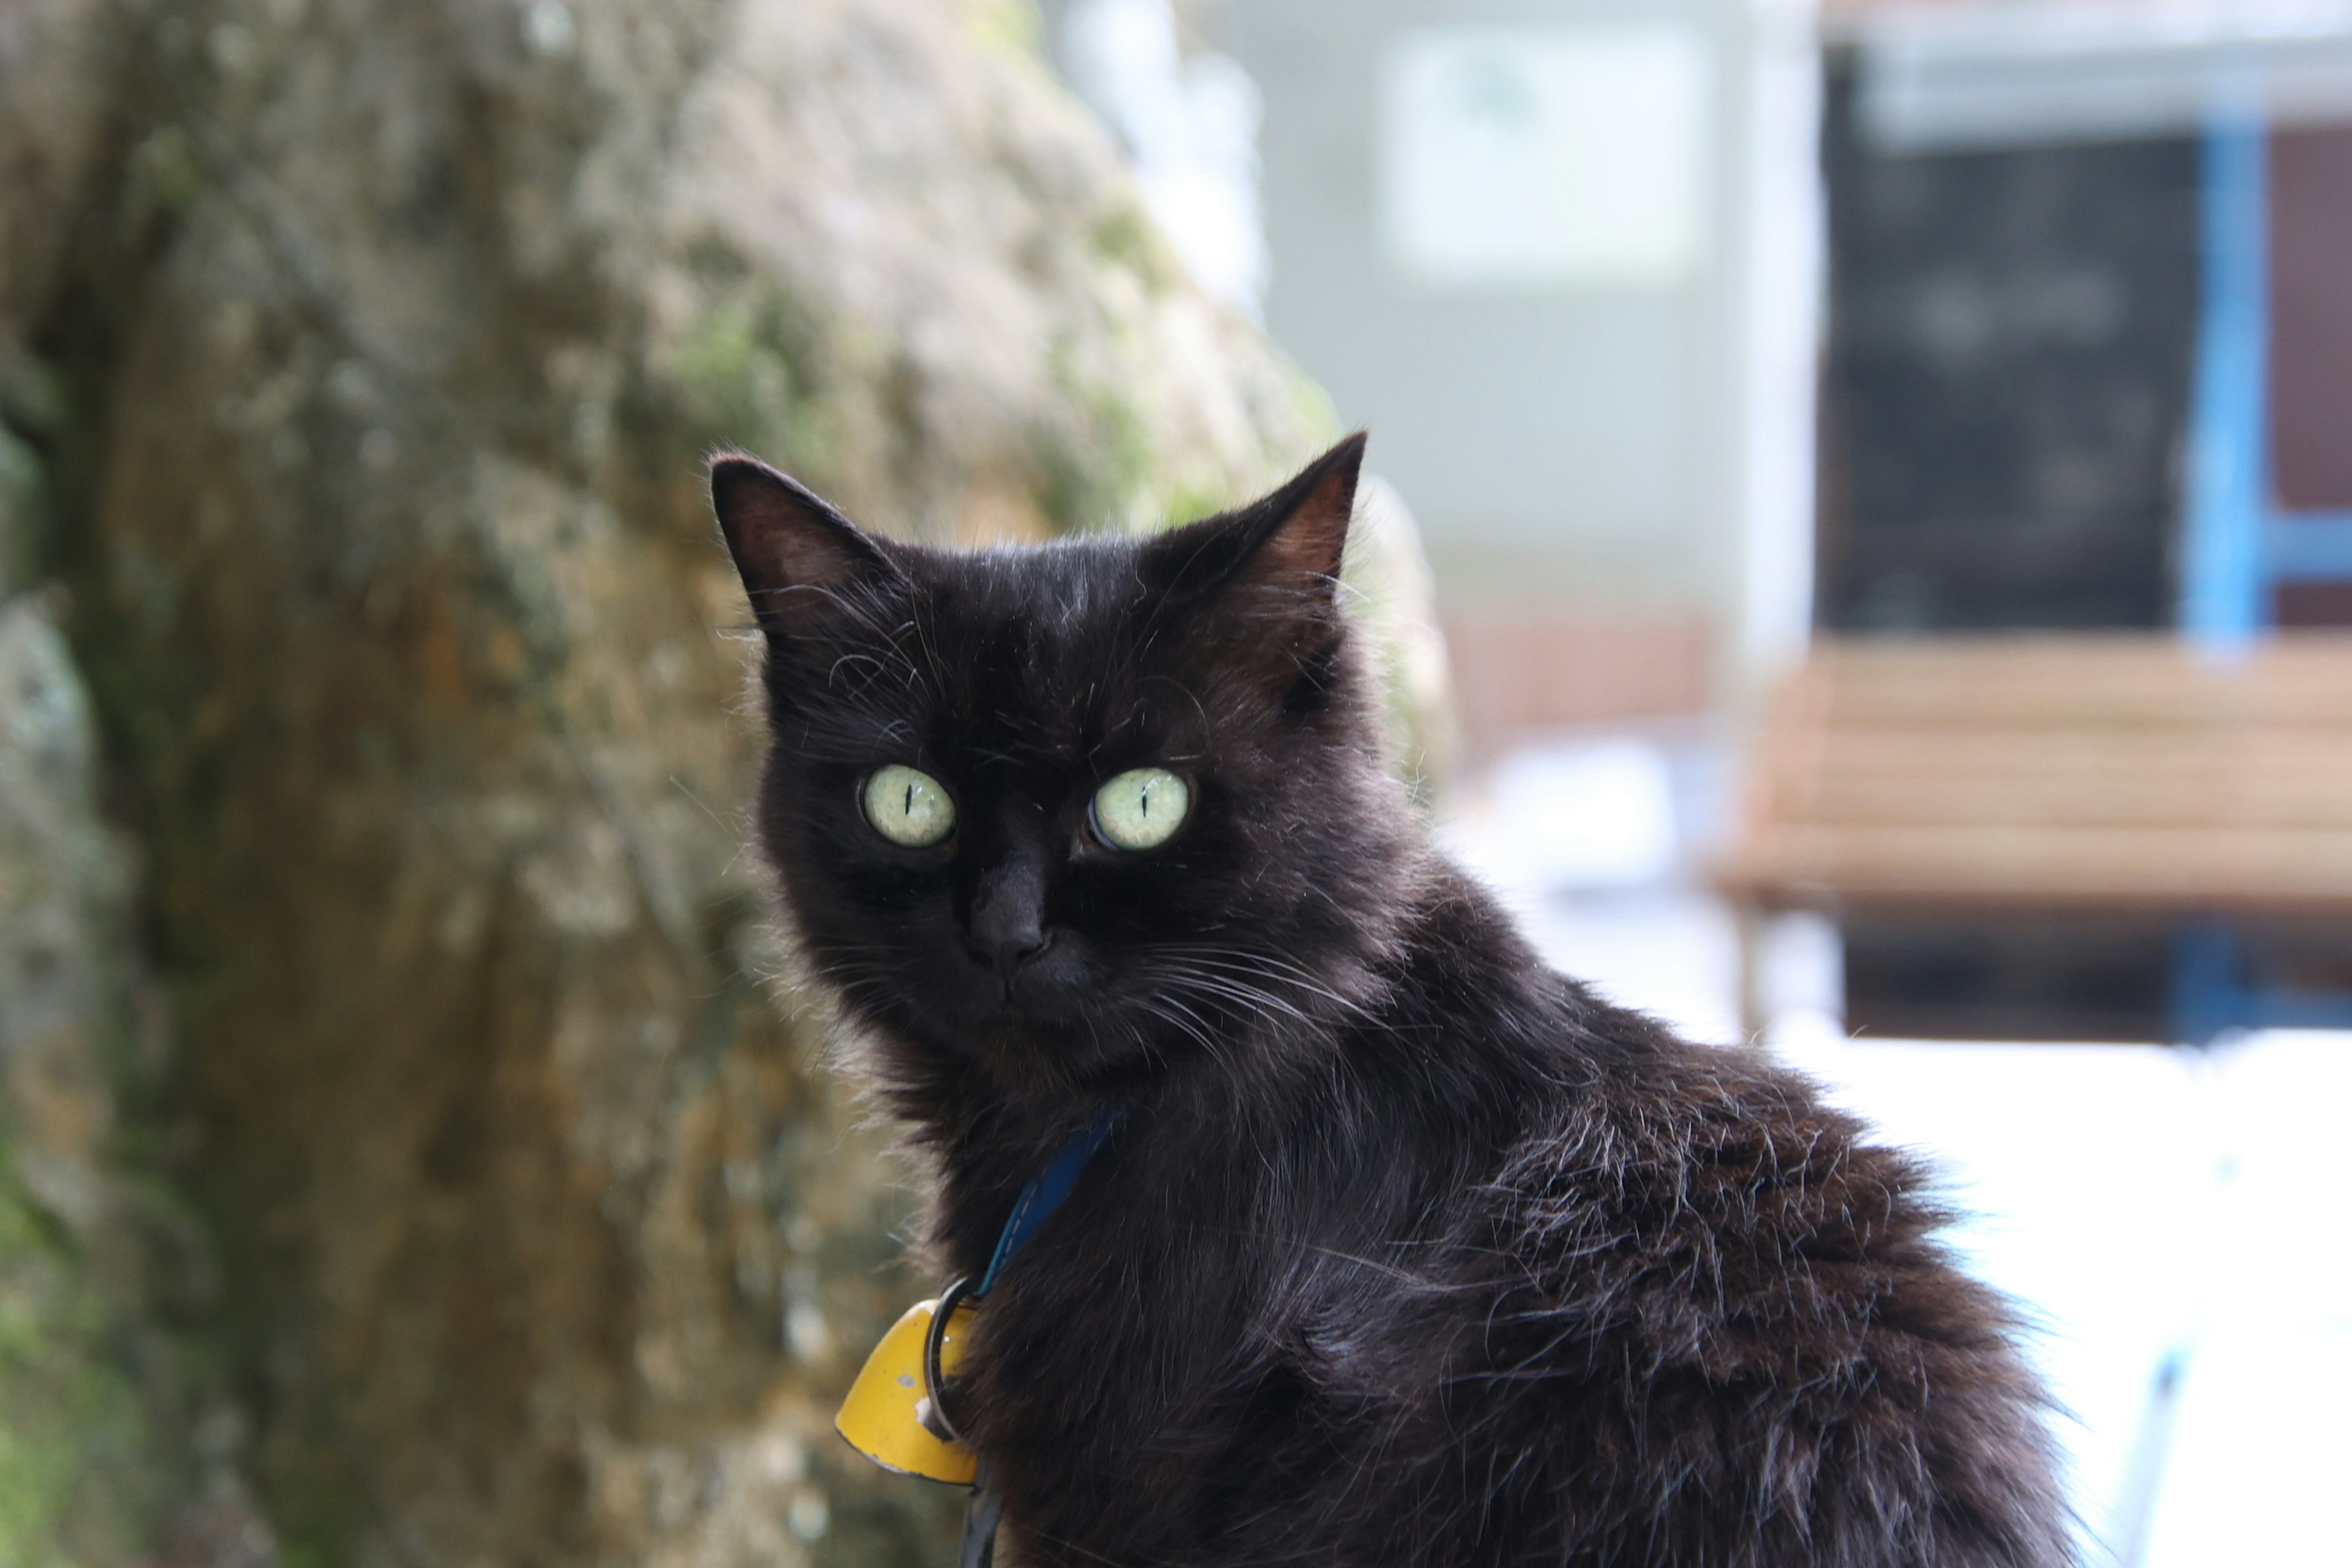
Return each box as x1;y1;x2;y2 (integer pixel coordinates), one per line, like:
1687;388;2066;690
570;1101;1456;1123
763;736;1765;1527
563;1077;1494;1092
1091;768;1190;851
862;765;955;848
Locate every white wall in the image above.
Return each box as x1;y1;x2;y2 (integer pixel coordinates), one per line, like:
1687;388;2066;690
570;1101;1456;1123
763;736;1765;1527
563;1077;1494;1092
1213;0;1822;706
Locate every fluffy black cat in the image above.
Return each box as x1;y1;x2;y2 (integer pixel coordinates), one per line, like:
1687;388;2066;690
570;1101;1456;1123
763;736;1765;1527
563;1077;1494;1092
712;437;2072;1568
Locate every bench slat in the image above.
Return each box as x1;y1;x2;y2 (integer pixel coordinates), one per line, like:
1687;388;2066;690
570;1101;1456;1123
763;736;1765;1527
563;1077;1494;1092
1724;635;2352;913
1733;825;2352;910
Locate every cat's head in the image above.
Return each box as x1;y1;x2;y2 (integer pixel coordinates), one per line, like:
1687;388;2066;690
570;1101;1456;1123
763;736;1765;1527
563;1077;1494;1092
712;437;1413;1102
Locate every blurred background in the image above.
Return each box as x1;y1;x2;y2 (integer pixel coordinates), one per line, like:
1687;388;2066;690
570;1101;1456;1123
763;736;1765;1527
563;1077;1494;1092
2;0;2347;1563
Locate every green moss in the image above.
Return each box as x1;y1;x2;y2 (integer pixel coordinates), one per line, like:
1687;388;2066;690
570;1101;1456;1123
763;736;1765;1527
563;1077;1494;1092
125;127;208;224
963;0;1042;61
1283;369;1344;450
1036;345;1156;535
0;1145;143;1567
1089;204;1182;296
1155;478;1247;535
673;298;794;448
669;290;844;481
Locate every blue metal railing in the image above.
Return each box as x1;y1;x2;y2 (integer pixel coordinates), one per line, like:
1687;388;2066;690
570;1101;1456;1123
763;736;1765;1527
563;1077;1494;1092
2180;96;2270;649
2167;96;2352;1046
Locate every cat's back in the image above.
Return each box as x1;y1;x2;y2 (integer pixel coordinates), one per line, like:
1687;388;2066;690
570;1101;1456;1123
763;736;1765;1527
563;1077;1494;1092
1390;937;2075;1566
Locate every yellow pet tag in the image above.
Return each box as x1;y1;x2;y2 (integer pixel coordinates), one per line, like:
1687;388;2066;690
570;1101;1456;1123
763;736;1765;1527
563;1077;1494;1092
834;1108;1126;1496
835;1296;979;1483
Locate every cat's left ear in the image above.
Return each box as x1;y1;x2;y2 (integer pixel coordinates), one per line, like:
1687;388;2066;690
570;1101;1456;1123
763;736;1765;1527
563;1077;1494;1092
709;453;903;633
1151;432;1365;617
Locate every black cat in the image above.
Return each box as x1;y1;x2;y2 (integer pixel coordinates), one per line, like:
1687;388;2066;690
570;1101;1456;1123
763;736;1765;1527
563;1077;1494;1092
712;437;2073;1567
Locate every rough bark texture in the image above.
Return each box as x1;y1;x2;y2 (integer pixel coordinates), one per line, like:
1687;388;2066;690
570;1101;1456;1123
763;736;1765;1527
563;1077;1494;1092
0;2;1444;1565
0;588;170;1564
2;4;250;1559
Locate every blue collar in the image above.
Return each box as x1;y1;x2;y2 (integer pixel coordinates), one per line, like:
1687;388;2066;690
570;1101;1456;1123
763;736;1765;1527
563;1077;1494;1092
974;1104;1126;1297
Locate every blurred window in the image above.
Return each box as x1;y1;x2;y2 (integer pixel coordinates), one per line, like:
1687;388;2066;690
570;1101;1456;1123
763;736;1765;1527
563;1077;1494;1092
1379;24;1709;292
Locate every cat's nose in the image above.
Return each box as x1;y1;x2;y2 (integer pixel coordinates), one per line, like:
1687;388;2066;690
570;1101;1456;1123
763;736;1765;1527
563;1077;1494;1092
967;859;1049;980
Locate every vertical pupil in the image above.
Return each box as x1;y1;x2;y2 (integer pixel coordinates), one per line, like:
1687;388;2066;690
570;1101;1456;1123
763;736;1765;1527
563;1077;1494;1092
903;782;914;818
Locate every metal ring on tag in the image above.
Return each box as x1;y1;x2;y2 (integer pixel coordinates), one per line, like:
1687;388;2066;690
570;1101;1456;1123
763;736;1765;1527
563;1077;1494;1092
922;1275;976;1447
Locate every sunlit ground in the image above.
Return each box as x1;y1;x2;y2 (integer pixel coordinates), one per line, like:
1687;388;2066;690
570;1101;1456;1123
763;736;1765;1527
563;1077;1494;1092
1442;734;2352;1567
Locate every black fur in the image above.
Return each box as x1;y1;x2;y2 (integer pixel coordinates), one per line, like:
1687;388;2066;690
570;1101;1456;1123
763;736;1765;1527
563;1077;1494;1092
712;437;2073;1567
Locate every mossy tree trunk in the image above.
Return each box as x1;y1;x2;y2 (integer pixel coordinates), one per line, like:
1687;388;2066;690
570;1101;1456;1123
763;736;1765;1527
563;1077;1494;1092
2;1;1369;1564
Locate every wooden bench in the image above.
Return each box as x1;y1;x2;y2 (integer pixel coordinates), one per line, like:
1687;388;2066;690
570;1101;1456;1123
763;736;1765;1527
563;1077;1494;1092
1719;634;2352;1038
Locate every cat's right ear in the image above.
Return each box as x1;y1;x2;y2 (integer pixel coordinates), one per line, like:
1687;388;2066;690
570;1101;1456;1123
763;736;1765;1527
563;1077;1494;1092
709;454;900;631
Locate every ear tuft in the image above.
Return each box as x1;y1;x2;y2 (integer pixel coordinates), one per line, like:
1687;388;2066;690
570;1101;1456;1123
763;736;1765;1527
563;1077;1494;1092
709;454;895;625
1250;432;1365;594
1156;432;1367;607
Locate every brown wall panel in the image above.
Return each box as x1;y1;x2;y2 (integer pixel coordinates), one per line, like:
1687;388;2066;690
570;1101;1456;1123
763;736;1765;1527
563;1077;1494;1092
2270;126;2352;512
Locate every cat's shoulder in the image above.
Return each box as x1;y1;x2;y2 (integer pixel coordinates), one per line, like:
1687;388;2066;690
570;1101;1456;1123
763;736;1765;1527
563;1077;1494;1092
1496;1006;1944;1273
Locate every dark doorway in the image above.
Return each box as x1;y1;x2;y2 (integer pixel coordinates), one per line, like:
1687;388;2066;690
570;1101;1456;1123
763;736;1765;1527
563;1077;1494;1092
1817;60;2201;634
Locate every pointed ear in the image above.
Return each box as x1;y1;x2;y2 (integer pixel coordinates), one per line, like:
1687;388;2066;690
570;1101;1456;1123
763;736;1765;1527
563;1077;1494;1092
709;453;900;628
1155;433;1366;609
